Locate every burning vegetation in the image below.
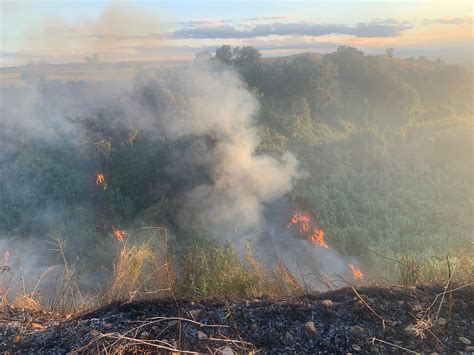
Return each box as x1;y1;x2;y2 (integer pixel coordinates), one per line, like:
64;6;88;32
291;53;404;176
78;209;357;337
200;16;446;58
288;210;328;249
0;17;473;352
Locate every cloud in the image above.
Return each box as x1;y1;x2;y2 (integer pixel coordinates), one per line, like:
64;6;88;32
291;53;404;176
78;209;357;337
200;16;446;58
177;19;233;27
423;17;472;25
166;21;412;39
86;19;411;42
244;16;289;21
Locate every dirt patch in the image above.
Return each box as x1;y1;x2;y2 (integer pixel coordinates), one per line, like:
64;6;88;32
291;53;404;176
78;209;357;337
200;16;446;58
1;285;473;353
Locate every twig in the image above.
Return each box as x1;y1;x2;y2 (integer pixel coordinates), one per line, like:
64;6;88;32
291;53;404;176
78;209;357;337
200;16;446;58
77;332;199;354
145;316;229;328
351;286;394;327
370;337;419;354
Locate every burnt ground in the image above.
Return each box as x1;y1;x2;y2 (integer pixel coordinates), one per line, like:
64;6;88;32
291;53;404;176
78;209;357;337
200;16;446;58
1;285;473;354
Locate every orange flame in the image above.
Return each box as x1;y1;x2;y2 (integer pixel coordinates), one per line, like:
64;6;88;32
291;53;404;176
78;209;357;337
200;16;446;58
112;227;126;241
288;210;329;248
309;228;328;248
96;173;106;189
288;210;311;233
349;264;363;280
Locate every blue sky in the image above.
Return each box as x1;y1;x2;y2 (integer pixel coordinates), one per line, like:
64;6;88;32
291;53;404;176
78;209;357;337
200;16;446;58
1;1;472;66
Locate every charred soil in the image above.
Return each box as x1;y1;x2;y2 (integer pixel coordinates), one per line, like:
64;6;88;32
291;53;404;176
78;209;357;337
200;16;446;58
1;285;473;354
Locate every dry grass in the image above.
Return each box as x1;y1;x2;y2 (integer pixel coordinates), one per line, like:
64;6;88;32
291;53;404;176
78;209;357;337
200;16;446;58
103;240;172;304
1;228;473;316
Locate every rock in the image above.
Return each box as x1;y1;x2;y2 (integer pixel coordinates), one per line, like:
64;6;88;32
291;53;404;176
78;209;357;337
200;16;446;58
251;323;258;332
465;346;474;352
404;324;417;336
351;344;361;352
459;337;471;345
12;335;21;343
285;331;294;342
436;317;447;326
196;330;208;341
103;322;113;329
89;329;100;337
140;331;149;339
305;321;317;334
321;299;334;308
31;322;44;330
218;346;235;355
189;309;201;319
350;325;366;336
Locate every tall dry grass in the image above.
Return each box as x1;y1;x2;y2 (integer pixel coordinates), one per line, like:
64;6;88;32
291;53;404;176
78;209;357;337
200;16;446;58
1;228;472;316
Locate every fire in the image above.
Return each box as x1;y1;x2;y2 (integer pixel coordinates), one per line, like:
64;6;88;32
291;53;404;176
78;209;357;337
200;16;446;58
288;210;311;233
95;173;106;189
309;228;329;248
288;210;328;248
349;264;364;280
112;227;126;241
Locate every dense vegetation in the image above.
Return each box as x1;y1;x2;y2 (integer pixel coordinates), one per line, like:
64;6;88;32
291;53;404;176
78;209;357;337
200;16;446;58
0;46;472;283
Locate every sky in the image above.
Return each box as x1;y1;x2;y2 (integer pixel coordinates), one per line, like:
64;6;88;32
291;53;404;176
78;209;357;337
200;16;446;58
0;0;472;67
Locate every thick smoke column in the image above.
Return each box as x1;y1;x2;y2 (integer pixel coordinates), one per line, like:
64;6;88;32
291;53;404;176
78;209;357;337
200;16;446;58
153;64;299;246
0;60;299;248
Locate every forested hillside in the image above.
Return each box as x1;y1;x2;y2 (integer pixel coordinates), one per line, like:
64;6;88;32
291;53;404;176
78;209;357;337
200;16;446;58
0;46;472;281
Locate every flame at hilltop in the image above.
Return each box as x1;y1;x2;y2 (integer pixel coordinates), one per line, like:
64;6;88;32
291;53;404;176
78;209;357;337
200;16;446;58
288;210;328;248
288;210;364;281
112;227;126;241
349;264;364;280
96;173;106;189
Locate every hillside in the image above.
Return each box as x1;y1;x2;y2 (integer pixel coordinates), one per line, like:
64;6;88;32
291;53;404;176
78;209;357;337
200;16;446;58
0;47;472;354
3;285;473;353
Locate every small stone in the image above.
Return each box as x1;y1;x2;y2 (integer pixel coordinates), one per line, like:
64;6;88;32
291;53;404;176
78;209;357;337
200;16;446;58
103;323;113;329
189;309;201;319
305;321;317;334
12;335;21;343
285;331;293;342
404;324;417;336
89;329;100;337
197;330;208;341
219;346;235;355
140;331;149;339
465;346;474;352
351;344;361;352
31;322;44;330
350;325;366;336
436;318;447;326
321;299;334;308
459;337;471;345
250;323;258;332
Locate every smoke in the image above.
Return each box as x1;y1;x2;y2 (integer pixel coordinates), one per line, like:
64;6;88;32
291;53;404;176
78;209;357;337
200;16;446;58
0;3;353;295
7;2;167;64
0;59;299;251
154;64;299;246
